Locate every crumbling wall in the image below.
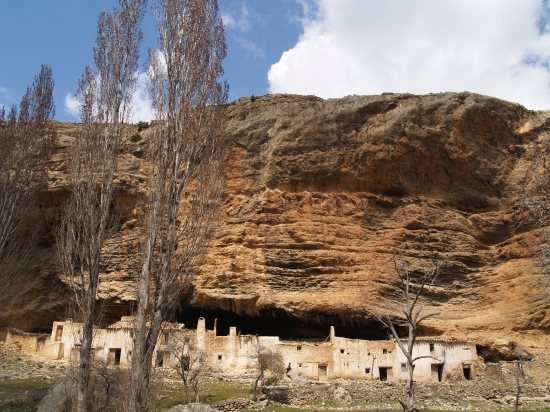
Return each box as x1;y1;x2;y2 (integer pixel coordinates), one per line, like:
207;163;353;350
5;328;49;353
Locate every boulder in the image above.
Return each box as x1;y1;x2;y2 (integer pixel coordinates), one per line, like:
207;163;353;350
36;376;75;412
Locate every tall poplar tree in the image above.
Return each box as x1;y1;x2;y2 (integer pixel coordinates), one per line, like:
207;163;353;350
0;65;56;301
56;1;146;410
127;0;228;409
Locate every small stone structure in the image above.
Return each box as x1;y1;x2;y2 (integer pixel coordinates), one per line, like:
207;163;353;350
44;317;477;383
5;328;50;354
45;317;184;365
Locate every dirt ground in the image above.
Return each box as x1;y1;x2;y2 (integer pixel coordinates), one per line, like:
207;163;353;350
1;340;549;412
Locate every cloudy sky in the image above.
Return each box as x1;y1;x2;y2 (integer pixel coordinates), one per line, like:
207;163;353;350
1;0;550;122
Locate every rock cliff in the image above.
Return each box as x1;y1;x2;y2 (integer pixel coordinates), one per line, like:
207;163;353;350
3;92;550;355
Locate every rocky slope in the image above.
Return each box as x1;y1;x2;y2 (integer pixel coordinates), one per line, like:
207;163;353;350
3;92;550;355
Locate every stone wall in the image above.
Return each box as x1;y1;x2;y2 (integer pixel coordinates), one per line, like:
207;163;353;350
6;328;49;354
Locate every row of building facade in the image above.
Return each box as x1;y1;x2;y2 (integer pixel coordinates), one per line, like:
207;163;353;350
6;316;478;383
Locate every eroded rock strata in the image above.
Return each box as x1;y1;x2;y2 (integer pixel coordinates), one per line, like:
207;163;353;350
3;92;550;354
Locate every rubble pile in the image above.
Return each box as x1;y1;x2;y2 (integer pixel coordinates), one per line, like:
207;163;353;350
263;377;550;411
0;342;68;381
215;397;250;412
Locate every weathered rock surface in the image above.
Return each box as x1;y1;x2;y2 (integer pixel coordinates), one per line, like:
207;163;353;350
36;376;75;412
2;92;550;352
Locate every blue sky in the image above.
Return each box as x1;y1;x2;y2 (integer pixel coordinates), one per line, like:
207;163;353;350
2;0;550;122
0;1;306;122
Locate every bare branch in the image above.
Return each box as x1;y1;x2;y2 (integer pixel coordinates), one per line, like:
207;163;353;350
167;330;210;403
411;355;441;363
515;143;550;281
0;65;56;301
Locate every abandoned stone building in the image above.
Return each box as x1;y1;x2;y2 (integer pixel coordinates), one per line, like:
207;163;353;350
34;317;477;383
202;320;477;382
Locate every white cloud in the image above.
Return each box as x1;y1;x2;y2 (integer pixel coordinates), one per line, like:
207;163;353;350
64;72;154;122
221;12;237;30
268;0;550;110
131;72;154;123
222;3;251;32
64;93;80;118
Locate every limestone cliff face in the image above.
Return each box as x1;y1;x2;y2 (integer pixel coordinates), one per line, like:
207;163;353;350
3;93;550;354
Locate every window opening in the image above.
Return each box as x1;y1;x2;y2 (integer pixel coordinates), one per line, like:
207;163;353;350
55;325;64;341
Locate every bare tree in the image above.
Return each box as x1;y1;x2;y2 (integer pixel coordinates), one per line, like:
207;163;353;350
509;342;531;412
516;147;550;280
88;358;131;412
248;341;285;401
169;331;209;403
0;65;56;301
367;255;441;412
56;1;146;411
127;0;228;409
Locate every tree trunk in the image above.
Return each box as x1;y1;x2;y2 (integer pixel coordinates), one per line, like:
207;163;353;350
128;261;152;412
515;362;521;412
75;294;97;412
403;362;416;412
183;377;190;404
253;371;263;401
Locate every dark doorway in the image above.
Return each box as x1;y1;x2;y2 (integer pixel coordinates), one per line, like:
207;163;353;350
463;366;471;380
37;337;46;352
156;350;164;367
379;367;388;381
431;364;444;382
318;365;328;381
109;348;121;365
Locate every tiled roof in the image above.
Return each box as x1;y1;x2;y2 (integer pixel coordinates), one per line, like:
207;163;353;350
414;336;475;344
106;318;135;329
106;316;185;331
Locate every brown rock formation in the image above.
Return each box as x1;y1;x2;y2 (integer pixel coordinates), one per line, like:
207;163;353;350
3;92;549;355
